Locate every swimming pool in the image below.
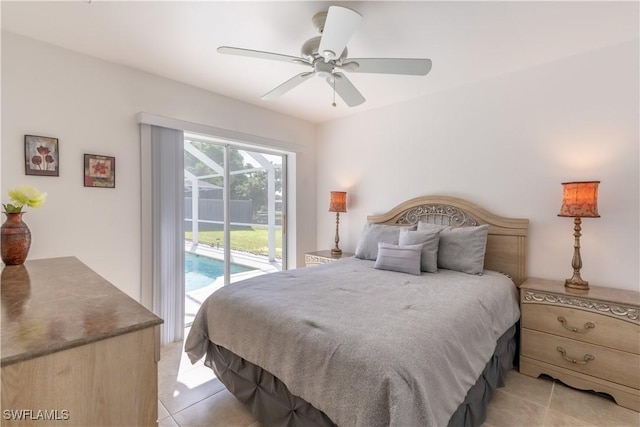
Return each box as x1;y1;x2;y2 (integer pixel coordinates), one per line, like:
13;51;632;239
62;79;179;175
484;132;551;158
185;253;255;292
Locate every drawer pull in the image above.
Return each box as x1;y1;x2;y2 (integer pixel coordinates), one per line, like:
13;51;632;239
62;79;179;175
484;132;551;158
556;346;595;365
557;316;595;333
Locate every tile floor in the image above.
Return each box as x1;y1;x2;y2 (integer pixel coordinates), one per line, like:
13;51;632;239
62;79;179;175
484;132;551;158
158;338;639;427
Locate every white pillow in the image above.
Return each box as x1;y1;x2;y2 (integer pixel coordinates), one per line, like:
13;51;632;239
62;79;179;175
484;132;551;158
373;243;422;276
437;224;490;275
398;228;441;273
354;223;416;261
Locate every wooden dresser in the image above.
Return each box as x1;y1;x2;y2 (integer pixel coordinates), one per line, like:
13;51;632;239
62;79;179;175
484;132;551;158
519;278;639;411
1;257;163;426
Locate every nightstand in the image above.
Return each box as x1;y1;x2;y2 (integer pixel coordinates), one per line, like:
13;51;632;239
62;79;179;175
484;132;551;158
305;250;353;267
519;278;640;411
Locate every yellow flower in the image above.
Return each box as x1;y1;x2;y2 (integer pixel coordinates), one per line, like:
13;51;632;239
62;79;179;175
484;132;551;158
4;185;47;213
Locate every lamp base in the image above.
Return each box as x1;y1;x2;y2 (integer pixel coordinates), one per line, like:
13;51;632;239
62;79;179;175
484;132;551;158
564;217;589;291
565;276;589;291
331;248;342;257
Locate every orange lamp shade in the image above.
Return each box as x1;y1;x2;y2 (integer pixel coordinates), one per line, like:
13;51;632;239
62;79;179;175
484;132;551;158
558;181;600;218
329;191;347;213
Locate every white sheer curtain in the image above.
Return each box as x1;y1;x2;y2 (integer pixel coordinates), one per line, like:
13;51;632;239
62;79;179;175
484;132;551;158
148;125;185;345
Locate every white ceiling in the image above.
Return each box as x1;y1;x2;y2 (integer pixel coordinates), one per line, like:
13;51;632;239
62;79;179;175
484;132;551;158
1;1;638;124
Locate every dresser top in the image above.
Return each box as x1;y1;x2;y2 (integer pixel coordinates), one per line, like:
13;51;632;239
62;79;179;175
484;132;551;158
1;257;163;366
521;277;640;307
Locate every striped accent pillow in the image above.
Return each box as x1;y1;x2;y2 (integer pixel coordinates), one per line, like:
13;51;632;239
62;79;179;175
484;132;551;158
373;242;423;276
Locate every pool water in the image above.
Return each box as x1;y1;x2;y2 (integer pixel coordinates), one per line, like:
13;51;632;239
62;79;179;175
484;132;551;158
185;253;254;292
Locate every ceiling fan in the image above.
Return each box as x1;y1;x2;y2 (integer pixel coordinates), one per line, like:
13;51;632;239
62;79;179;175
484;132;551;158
218;5;432;107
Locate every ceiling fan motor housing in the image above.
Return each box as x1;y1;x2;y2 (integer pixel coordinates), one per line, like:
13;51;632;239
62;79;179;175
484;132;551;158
301;36;348;63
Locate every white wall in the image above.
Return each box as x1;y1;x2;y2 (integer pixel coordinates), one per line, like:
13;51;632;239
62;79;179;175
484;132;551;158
317;39;639;292
1;32;318;299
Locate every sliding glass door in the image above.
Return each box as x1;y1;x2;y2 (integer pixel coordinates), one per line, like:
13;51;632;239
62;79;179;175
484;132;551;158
184;135;286;325
228;146;285;277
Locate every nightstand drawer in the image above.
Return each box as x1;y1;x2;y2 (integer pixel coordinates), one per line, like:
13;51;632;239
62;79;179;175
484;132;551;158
521;328;640;389
521;304;640;354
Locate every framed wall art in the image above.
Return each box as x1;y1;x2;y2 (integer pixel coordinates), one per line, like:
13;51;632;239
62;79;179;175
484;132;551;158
25;135;59;176
84;154;116;188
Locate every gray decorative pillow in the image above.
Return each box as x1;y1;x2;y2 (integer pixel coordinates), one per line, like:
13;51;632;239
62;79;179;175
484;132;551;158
437;224;490;275
354;223;416;261
399;229;441;273
373;243;422;276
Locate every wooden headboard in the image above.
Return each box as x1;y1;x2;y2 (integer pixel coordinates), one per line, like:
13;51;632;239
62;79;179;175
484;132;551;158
367;195;529;286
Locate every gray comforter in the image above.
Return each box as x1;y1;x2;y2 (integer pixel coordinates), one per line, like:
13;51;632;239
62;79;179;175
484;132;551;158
185;257;520;427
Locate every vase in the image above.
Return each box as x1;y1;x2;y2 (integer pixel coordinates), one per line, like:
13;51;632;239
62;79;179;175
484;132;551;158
1;212;32;266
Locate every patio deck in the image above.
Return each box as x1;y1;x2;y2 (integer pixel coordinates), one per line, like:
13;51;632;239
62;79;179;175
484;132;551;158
184;242;282;326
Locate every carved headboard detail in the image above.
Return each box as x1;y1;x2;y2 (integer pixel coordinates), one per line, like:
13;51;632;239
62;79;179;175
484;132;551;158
367;195;529;286
395;205;478;227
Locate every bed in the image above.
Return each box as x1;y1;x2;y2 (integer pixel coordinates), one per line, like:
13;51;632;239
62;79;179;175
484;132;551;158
186;195;528;427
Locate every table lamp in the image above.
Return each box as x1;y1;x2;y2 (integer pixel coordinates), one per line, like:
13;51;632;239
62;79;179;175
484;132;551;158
329;191;347;256
558;181;600;290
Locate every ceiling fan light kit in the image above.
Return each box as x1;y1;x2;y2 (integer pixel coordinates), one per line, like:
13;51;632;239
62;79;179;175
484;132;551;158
218;5;432;107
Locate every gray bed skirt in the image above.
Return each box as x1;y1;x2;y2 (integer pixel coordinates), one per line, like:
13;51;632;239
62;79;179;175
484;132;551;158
206;323;517;427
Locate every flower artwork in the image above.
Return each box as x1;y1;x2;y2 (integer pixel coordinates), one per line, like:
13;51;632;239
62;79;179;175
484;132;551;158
2;185;47;213
33;146;55;170
84;154;116;188
24;135;59;176
91;159;110;177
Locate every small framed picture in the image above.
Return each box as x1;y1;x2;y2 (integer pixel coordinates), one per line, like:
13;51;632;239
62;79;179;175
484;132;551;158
25;135;59;176
84;154;116;188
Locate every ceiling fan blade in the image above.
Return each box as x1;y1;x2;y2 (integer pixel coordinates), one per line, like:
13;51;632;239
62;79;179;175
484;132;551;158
318;6;362;62
218;46;311;66
261;72;314;100
341;58;433;76
328;72;365;107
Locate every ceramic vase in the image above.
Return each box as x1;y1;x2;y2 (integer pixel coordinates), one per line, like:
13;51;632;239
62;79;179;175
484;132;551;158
1;212;32;265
